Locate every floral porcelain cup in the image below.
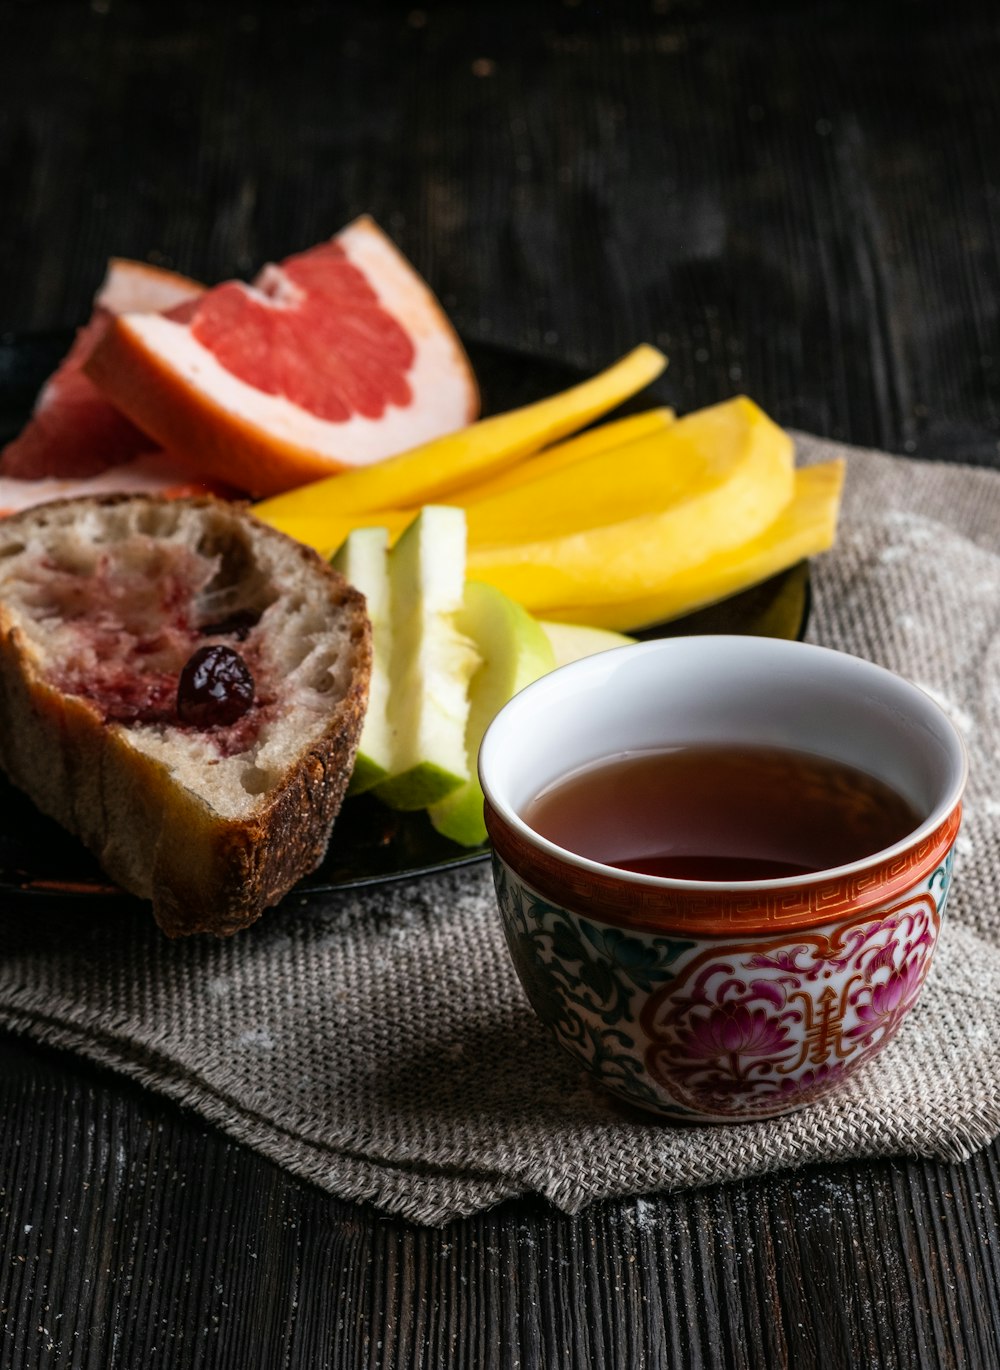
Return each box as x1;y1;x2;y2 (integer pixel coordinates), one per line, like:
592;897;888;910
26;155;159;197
480;636;967;1122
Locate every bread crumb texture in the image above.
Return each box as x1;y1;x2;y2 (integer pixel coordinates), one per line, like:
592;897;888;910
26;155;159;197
0;496;367;820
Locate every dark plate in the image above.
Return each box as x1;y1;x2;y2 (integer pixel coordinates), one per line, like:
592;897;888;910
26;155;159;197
0;333;809;902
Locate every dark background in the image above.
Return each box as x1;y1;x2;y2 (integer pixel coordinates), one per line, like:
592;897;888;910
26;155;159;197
2;2;1000;1366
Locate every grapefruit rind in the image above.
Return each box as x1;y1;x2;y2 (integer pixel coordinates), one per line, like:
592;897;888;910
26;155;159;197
84;218;480;497
96;258;203;315
0;454;222;517
1;258;202;482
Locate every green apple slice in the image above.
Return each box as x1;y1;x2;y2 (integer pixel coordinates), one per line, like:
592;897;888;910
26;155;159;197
538;619;636;668
429;580;556;846
331;526;392;794
373;507;482;811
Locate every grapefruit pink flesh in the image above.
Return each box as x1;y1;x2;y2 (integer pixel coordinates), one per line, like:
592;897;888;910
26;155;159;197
1;260;202;480
179;242;416;423
84;216;480;497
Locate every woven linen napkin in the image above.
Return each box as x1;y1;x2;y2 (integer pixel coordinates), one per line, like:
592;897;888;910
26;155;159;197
1;434;999;1225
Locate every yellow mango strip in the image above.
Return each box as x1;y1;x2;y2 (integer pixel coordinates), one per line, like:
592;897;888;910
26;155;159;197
251;417;674;557
251;505;391;560
460;397;776;547
447;407;674;506
239;415;675;559
246;398;756;559
465;398;795;609
252;344;667;534
537;460;845;631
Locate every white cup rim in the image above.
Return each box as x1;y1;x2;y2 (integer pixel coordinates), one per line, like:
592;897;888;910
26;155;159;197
479;635;968;893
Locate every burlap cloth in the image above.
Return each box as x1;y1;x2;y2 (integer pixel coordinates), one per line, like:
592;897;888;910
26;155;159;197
1;435;999;1225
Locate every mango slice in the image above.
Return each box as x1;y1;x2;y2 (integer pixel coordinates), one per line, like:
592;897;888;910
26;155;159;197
461;397;781;547
253;344;666;534
255;396;778;561
253;415;672;556
453;407;674;505
538;460;845;630
465;397;795;610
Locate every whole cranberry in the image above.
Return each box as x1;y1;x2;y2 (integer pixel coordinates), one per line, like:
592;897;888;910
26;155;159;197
177;644;255;728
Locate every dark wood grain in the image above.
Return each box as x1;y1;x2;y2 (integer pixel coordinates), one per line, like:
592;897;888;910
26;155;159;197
2;1;1000;1366
6;1032;1000;1369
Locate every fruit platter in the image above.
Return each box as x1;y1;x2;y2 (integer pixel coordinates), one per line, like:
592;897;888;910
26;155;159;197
0;218;844;926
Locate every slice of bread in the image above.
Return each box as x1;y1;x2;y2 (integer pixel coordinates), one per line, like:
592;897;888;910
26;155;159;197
0;494;371;935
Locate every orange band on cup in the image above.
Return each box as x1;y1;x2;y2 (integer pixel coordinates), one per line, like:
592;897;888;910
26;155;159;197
485;803;962;937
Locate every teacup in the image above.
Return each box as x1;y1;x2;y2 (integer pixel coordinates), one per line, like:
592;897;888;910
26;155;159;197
480;636;967;1122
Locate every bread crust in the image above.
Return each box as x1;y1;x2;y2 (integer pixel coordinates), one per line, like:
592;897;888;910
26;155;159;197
0;494;372;935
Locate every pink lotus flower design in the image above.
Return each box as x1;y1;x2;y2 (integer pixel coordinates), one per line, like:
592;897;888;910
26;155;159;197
871;956;925;1014
675;1001;793;1061
779;1061;847;1096
851;955;926;1034
746;948;809;973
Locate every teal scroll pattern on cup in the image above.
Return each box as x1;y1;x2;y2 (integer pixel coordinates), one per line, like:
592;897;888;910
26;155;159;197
492;854;697;1112
928;846;956;910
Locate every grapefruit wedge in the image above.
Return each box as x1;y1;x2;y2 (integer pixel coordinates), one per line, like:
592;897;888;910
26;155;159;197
84;216;480;497
1;259;203;480
0;453;227;518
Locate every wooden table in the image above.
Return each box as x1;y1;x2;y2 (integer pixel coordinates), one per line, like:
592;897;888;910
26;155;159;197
2;3;999;1365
